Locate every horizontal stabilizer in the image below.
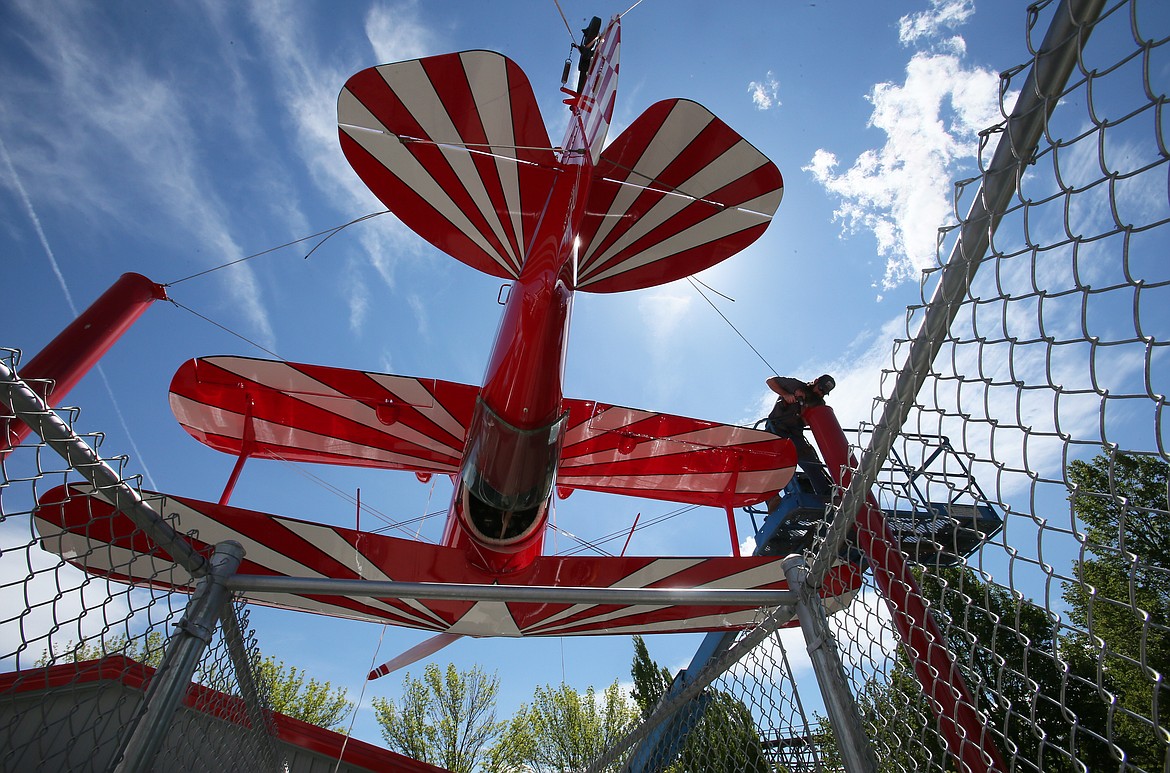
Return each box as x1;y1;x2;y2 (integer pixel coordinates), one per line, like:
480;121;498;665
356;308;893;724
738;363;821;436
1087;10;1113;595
576;99;783;293
170;356;795;508
34;485;862;637
338;51;559;280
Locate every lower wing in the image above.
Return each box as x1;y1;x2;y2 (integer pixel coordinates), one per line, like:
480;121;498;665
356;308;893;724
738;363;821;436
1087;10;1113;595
34;485;861;637
169;356;795;508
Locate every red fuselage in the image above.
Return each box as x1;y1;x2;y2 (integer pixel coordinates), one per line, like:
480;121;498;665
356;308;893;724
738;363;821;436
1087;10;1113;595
436;16;620;575
441;126;595;574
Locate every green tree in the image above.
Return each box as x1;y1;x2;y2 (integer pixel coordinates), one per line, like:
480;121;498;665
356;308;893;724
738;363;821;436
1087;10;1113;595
372;662;503;773
39;634;353;731
488;680;638;772
1062;451;1170;770
630;635;672;718
38;631;167;668
257;655;353;731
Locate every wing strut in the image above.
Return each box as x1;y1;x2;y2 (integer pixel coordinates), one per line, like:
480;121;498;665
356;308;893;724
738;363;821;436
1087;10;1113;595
724;461;742;557
368;633;463;680
218;395;256;506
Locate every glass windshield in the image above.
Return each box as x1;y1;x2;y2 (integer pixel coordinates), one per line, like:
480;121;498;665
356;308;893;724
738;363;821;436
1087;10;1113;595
461;399;567;541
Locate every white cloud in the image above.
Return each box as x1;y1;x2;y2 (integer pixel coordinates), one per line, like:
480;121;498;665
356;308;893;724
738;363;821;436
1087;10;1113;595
748;72;780;111
898;0;975;46
247;0;437;298
804;52;1003;290
365;2;436;64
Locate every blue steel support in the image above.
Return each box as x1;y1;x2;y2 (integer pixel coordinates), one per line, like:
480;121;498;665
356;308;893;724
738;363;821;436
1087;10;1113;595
624;477;821;773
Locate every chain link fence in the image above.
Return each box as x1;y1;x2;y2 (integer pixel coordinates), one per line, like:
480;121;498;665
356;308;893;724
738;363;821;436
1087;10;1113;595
3;0;1168;770
593;0;1170;771
0;348;282;772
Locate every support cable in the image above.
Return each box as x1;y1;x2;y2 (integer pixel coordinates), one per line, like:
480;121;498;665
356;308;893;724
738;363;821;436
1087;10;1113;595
165;211;389;287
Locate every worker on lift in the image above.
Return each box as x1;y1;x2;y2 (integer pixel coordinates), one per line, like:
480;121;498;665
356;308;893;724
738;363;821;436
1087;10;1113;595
765;374;836;499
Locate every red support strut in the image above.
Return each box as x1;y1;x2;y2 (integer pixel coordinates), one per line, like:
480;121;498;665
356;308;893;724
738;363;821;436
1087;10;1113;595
804;404;1006;773
3;272;167;451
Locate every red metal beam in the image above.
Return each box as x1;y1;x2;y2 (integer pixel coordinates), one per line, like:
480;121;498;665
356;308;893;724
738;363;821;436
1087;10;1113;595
3;272;166;451
805;404;1006;773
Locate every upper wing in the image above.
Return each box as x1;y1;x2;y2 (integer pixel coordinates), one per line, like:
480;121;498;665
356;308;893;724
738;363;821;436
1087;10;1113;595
338;51;559;279
576;99;784;293
170;357;793;508
169;356;474;474
33;485;863;637
560;399;796;509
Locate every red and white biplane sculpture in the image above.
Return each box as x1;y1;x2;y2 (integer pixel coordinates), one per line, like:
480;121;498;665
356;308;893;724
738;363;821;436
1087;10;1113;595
35;15;861;668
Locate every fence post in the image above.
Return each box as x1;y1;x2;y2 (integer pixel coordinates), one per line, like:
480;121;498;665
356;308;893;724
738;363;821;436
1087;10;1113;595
799;1;1107;770
112;541;245;773
782;555;877;773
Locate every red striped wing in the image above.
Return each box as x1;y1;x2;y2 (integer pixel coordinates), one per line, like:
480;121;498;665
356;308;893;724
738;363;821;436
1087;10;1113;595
576;99;784;293
34;485;863;636
560;399;796;508
169;358;793;508
169;356;474;474
338;51;559;279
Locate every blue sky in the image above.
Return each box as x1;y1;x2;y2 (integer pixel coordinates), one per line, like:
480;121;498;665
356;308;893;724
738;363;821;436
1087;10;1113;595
3;0;1135;750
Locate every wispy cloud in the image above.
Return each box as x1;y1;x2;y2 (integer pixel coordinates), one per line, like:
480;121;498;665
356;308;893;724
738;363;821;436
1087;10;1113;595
805;4;1004;292
899;0;975;48
246;0;439;333
1;1;276;347
365;1;436;64
748;71;780;111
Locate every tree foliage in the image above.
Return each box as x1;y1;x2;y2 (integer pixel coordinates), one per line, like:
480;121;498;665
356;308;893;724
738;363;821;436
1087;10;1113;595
38;631;167;669
373;662;503;773
630;635;672;719
1061;451;1170;771
626;636;769;773
813;451;1170;772
257;656;353;731
488;680;637;773
38;633;353;731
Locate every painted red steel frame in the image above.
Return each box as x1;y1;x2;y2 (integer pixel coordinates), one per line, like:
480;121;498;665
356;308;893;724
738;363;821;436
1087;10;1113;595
3;272;167;452
805;404;1007;773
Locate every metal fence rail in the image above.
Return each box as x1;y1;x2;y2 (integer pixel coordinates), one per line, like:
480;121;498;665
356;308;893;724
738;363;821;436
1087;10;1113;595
1;348;281;772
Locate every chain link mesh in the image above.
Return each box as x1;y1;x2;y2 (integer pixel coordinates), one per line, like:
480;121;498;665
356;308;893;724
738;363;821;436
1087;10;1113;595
1;348;281;772
3;0;1168;770
595;0;1169;771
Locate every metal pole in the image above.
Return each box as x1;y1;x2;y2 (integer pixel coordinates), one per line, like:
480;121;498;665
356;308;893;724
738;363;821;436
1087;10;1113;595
0;358;209;577
113;541;245;773
781;555;877;773
226;574;797;607
3;272;166;451
798;3;1105;769
218;609;282;768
